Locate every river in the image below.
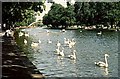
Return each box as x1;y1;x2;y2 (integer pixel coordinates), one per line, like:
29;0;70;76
15;27;118;77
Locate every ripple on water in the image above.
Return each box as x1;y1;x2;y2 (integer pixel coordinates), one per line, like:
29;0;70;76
19;27;118;77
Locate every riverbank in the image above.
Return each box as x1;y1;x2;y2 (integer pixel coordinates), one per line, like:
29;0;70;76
1;33;44;79
14;25;120;32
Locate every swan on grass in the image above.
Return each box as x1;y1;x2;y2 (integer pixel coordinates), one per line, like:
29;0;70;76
68;50;76;60
19;31;24;37
25;33;29;37
95;54;109;68
24;39;27;45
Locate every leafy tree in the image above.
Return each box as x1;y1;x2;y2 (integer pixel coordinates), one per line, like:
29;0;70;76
43;3;76;28
74;2;120;29
2;2;43;30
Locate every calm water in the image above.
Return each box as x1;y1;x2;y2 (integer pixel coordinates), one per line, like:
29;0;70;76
16;27;118;77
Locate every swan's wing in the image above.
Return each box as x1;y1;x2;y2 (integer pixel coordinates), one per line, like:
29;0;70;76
96;61;106;67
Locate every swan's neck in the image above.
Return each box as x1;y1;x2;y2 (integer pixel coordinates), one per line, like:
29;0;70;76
105;55;108;67
73;52;76;58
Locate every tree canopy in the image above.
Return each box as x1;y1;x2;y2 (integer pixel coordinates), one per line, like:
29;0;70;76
2;2;43;30
43;3;76;29
43;2;120;29
74;2;120;28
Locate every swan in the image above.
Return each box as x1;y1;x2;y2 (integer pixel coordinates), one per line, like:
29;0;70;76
61;29;66;32
31;42;39;47
48;39;52;44
71;39;76;46
38;39;41;43
58;48;64;57
46;30;50;33
95;54;109;68
57;41;61;47
19;31;24;37
68;50;76;60
97;31;102;35
56;47;60;55
24;39;27;44
80;30;82;32
25;33;29;37
5;29;12;37
64;38;70;45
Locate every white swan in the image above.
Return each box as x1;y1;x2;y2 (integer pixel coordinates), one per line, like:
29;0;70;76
25;33;29;37
68;41;76;48
64;38;70;45
68;50;76;60
61;29;66;32
97;31;102;35
48;39;52;44
31;42;39;47
95;54;109;68
38;39;41;43
24;39;27;45
57;41;61;47
58;48;64;57
56;48;60;55
46;30;50;33
71;39;76;46
19;31;24;37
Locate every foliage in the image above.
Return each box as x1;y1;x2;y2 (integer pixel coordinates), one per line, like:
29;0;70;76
43;3;76;28
14;10;35;26
2;2;43;30
74;2;120;28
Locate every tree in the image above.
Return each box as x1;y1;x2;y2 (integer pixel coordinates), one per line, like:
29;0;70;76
74;2;120;29
2;2;43;30
43;3;76;28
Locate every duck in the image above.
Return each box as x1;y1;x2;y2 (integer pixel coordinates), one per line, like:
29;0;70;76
95;54;109;68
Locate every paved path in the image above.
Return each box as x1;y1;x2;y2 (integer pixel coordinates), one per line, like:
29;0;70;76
1;34;44;79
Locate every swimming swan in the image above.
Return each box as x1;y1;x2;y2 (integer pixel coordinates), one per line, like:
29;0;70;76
95;54;109;68
68;50;76;60
58;49;64;57
31;42;38;47
57;47;64;57
97;31;102;35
